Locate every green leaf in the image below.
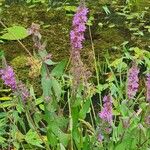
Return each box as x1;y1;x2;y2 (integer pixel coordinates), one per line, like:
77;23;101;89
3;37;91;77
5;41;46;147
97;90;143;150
115;142;126;150
102;5;111;15
112;110;120;116
15;131;25;142
87;16;94;26
41;64;52;98
51;59;67;78
79;99;91;119
35;97;43;105
0;96;12;101
52;78;62;102
0;136;6;145
64;6;77;12
30;85;36;100
59;143;66;150
97;84;109;93
120;102;129;117
0;50;4;58
48;123;69;147
25;129;43;148
110;58;123;67
45;59;57;66
39;104;44;111
1;25;29;40
0;101;15;108
47;131;58;146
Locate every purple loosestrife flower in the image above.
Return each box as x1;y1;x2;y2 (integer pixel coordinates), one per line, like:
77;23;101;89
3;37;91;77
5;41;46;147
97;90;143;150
99;95;113;123
0;66;17;91
127;64;139;99
97;133;103;143
70;3;91;94
146;115;150;126
17;82;30;101
146;74;150;102
70;6;88;50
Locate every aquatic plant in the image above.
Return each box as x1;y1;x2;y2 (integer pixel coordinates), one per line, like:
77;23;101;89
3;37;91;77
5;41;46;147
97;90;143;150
99;95;113;123
70;2;91;94
127;63;139;99
0;65;17;91
17;81;30;101
146;74;150;102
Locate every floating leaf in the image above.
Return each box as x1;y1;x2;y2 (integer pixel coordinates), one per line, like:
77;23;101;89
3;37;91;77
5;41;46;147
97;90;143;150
1;25;29;40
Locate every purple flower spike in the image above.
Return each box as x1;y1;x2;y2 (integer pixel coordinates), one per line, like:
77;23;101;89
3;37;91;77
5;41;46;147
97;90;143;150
17;82;30;101
99;95;113;123
70;4;90;92
0;66;17;91
146;74;150;102
146;115;150;125
70;6;88;50
98;133;103;143
127;64;139;99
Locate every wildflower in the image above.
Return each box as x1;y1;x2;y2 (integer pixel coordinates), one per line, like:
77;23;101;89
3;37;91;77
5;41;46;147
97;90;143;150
97;133;103;143
70;3;90;93
70;5;88;50
122;117;130;128
27;23;41;40
127;64;139;99
28;23;44;50
99;95;113;123
104;127;112;134
0;66;17;90
146;115;150;126
146;74;150;102
17;81;30;101
0;65;29;101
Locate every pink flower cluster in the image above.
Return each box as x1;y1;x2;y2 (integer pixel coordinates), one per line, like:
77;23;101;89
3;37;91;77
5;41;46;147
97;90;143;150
146;74;150;102
127;64;139;99
18;81;30;101
99;95;113;123
0;66;17;91
0;65;29;101
70;6;88;50
70;4;90;93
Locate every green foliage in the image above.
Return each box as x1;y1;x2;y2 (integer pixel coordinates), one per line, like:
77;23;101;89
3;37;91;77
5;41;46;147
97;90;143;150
0;25;29;40
25;129;44;148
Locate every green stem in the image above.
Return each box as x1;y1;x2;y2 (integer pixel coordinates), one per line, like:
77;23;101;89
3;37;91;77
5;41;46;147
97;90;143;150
88;26;102;108
90;98;96;125
68;91;73;150
105;58;123;100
